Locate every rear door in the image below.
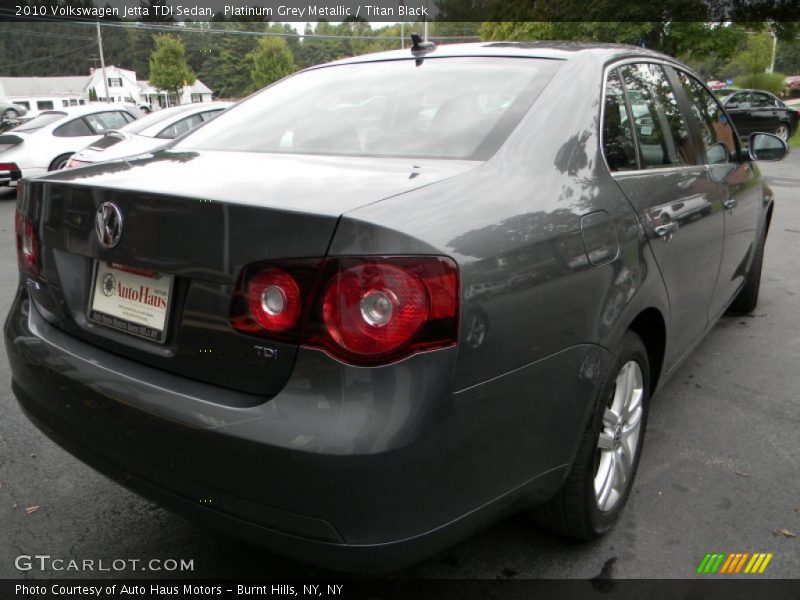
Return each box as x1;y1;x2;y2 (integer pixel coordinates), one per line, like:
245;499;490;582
604;62;725;366
675;70;763;318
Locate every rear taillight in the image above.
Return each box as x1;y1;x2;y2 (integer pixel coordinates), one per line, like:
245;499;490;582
230;256;459;365
0;162;20;173
247;267;303;332
15;209;39;275
64;157;89;169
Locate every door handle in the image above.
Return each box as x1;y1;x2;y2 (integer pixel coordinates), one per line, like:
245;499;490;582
654;222;678;239
723;198;737;211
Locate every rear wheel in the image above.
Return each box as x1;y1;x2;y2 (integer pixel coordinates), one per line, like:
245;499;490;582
2;109;17;119
728;226;767;313
532;330;650;540
49;153;73;171
775;124;789;141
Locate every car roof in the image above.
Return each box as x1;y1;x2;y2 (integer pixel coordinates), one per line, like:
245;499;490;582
322;41;674;68
124;101;233;136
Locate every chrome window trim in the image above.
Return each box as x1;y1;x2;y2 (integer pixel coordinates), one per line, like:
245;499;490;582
599;56;707;178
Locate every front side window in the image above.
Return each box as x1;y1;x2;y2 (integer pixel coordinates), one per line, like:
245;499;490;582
175;57;563;160
677;70;738;164
618;63;697;169
727;92;751;109
602;69;637;171
37;100;54;111
85;111;129;133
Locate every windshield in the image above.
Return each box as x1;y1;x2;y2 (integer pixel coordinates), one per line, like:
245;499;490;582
176;57;562;160
121;105;202;136
13;111;67;132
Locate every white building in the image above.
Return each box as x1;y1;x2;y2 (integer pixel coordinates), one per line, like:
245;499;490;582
0;66;213;114
0;75;89;112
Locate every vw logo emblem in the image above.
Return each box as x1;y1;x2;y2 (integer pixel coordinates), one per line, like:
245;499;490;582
95;202;123;249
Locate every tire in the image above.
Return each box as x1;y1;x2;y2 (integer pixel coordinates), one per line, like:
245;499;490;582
728;226;766;313
532;330;650;540
775;123;789;141
2;108;17;119
49;153;73;172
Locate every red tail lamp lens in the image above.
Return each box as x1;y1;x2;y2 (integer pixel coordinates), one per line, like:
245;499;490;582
247;268;302;332
231;256;459;365
15;210;39;275
322;263;429;356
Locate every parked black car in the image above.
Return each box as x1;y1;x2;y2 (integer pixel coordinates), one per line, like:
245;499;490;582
6;42;787;572
717;88;799;141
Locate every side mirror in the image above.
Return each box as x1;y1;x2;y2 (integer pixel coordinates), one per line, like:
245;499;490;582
748;132;788;162
706;142;730;164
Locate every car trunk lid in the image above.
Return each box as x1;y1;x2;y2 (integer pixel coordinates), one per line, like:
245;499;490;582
23;150;477;397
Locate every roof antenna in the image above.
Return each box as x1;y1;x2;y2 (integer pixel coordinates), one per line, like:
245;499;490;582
410;33;436;66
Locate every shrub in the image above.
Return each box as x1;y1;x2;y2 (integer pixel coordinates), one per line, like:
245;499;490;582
733;72;786;95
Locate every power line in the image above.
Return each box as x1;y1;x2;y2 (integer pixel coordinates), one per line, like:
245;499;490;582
0;45;88;71
0;25;94;40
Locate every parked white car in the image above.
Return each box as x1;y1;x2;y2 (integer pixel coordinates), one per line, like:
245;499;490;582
66;102;232;168
0;105;139;186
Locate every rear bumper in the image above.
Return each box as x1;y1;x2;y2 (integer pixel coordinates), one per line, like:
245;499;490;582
0;167;21;185
5;288;607;572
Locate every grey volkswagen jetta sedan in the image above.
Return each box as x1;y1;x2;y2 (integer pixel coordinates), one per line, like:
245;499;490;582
6;42;787;572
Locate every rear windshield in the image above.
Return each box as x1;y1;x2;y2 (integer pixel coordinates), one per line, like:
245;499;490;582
13;111;67;132
176;57;562;160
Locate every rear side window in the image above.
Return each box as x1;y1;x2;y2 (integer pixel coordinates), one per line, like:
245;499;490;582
750;92;775;108
53;117;93;137
676;71;738;164
619;63;697;169
602;69;637;172
156;113;204;139
176;57;563;160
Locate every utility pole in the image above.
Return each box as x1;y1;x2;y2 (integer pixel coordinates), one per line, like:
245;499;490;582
768;26;777;74
96;21;109;103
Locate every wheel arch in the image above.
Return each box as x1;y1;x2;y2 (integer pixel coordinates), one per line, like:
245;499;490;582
625;307;667;396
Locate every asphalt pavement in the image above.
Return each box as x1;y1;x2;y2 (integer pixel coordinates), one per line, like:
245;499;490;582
0;152;798;580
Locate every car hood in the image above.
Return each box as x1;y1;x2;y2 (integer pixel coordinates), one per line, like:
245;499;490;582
36;149;481;216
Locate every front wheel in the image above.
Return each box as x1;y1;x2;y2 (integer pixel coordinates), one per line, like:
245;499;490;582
532;330;650;540
775;124;789;141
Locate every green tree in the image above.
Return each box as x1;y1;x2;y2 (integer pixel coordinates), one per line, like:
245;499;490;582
148;34;195;105
736;32;773;81
249;37;296;90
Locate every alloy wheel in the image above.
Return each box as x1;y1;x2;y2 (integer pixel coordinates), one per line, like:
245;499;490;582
776;125;789;141
594;360;644;512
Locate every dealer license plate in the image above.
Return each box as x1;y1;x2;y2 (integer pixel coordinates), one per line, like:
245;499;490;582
88;261;173;343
